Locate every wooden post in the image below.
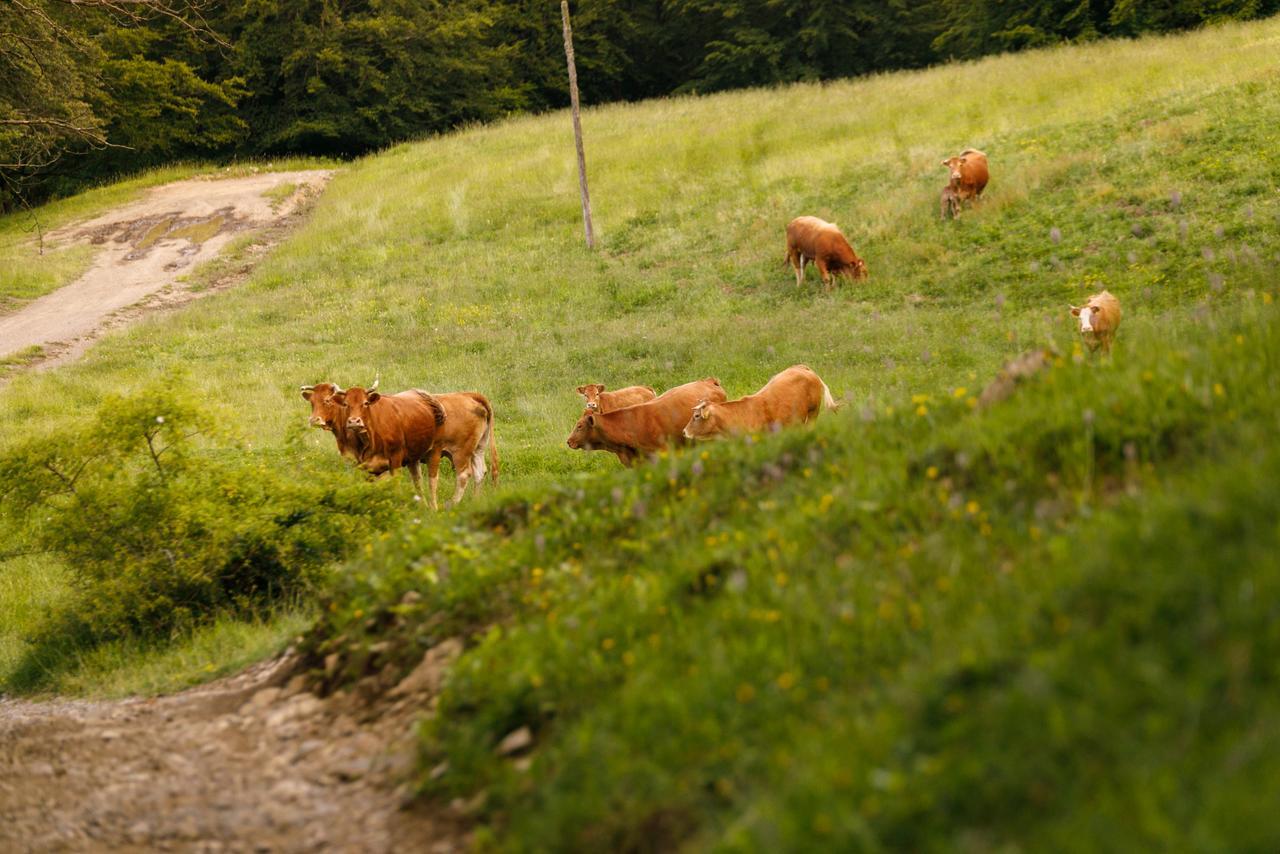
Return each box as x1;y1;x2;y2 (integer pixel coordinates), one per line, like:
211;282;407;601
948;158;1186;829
561;0;595;249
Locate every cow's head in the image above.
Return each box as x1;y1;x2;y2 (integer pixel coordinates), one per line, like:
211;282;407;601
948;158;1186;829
682;399;723;440
851;257;869;280
941;155;967;184
338;386;381;435
577;383;606;412
566;412;599;450
1070;304;1098;334
301;382;346;431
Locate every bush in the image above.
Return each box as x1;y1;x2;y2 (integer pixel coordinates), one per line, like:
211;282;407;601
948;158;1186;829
0;382;400;648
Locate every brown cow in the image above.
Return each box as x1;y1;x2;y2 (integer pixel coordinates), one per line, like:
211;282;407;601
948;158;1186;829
784;216;868;289
576;383;658;413
1070;290;1122;354
335;385;446;500
940;149;989;218
682;365;838;440
301;382;367;460
424;392;500;510
566;378;726;466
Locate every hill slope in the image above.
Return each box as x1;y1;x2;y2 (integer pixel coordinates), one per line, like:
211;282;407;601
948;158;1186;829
2;16;1279;849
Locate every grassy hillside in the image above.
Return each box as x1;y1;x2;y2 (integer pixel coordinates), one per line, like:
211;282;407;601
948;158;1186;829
1;15;1279;846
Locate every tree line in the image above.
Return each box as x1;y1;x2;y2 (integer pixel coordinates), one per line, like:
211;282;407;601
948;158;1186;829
3;0;1276;209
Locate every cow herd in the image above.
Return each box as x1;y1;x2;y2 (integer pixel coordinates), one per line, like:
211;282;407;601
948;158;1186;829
302;147;1122;504
301;365;838;505
796;148;1121;349
567;365;840;466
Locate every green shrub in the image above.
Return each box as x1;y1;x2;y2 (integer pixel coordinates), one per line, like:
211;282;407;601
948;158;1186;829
0;382;400;651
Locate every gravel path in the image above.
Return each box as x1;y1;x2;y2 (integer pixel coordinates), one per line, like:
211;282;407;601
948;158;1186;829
0;170;331;366
0;651;466;853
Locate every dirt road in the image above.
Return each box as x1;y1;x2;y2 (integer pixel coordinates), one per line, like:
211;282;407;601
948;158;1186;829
0;650;466;853
0;170;331;366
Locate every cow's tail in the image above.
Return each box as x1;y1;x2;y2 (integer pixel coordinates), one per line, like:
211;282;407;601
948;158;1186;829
821;381;843;412
470;394;499;486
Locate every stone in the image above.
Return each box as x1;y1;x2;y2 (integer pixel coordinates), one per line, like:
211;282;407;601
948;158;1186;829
241;687;282;714
495;726;533;756
388;638;463;698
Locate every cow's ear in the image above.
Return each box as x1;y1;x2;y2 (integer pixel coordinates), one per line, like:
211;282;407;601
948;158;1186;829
585;414;596;427
301;387;314;401
576;385;587;395
1069;306;1081;316
959;157;967;164
332;392;346;404
367;391;381;404
941;159;949;166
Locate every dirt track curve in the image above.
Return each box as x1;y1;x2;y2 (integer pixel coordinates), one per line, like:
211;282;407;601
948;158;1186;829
0;650;467;853
0;170;331;369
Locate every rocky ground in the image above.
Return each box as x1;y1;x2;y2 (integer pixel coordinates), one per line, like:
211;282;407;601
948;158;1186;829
0;645;468;853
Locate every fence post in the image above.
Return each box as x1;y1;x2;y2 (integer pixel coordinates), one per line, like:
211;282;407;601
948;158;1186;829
561;0;595;249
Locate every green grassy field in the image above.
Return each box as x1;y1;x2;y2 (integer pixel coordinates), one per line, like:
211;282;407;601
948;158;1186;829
2;15;1279;848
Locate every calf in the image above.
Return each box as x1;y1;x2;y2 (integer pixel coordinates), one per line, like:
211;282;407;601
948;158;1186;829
566;378;726;466
576;383;658;413
682;365;838;440
1070;290;1122;354
940;184;961;220
785;216;868;289
424;392;500;510
940;149;989;218
335;385;446;500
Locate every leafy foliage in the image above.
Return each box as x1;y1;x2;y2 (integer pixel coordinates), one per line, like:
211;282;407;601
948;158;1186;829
0;383;400;664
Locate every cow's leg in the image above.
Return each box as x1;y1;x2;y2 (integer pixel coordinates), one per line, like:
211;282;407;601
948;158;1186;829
451;466;472;506
790;251;802;287
816;258;832;291
427;449;442;511
407;460;425;501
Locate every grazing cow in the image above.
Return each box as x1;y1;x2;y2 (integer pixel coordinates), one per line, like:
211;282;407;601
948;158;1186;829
785;216;868;289
682;365;838;440
576;383;658;413
566;377;726;466
424;392;500;510
940;149;989;218
1070;290;1122;354
335;385;446;500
